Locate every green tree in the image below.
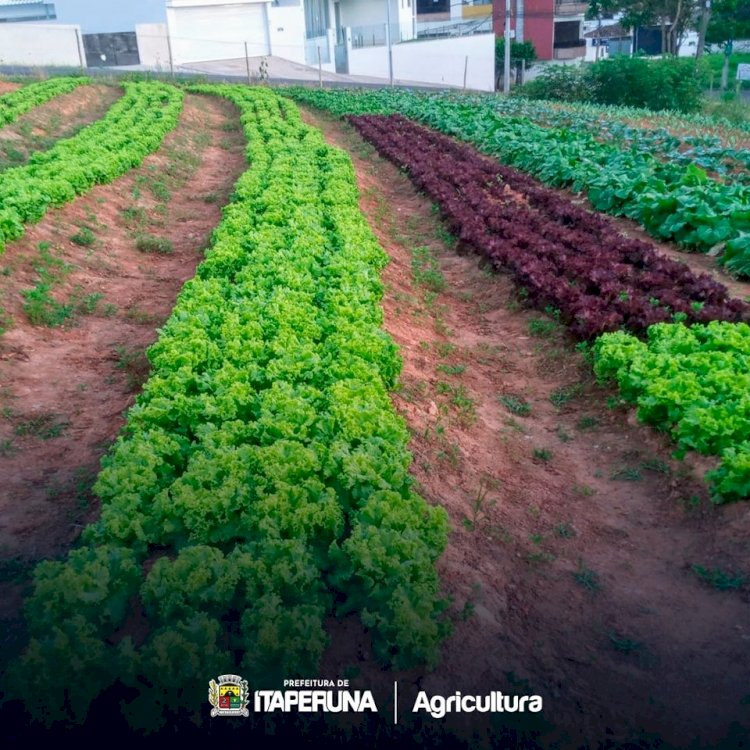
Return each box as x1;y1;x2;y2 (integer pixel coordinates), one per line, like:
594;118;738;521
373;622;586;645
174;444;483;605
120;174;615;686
586;0;621;60
598;0;697;54
495;39;537;89
704;0;750;87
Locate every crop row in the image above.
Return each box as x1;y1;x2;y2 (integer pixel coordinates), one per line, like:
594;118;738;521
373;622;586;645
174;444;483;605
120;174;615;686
461;95;750;184
346;114;747;339
8;86;448;730
286;88;750;277
0;76;88;128
344;113;749;501
0;81;183;254
595;322;750;502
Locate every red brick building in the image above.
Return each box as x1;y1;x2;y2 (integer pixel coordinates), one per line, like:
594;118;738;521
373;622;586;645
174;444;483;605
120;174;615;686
492;0;587;61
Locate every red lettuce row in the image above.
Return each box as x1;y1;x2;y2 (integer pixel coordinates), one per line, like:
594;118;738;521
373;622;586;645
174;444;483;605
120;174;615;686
348;114;747;339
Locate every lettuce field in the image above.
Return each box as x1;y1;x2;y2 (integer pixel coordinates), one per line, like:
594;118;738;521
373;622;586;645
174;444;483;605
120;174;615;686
0;77;748;749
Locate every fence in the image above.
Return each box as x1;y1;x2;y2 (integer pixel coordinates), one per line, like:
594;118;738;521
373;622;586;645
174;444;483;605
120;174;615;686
0;21;495;92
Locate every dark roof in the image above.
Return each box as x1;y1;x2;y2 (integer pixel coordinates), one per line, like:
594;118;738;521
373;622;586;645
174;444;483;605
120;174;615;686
584;22;631;40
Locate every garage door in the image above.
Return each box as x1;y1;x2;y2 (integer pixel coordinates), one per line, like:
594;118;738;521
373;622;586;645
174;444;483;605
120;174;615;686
170;2;270;64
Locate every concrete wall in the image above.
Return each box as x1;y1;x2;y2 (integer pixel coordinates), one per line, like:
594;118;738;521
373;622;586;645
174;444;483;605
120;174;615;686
268;2;306;64
136;22;171;69
347;32;495;90
0;22;84;66
340;0;414;44
340;0;395;27
166;0;270;64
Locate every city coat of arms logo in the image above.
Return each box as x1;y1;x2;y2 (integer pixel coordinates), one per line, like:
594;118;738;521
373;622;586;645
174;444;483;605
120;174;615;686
208;674;250;717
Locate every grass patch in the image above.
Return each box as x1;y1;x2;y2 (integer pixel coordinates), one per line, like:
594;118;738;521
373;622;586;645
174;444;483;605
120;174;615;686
608;631;644;654
411;246;446;293
549;383;583;409
528;318;558;338
76;292;103;316
573;483;596;496
576;415;599;430
499;394;532;417
70;226;95;247
556;425;572;442
149;180;171;202
437;441;461;469
22;284;74;327
135;234;174;255
553;522;576;538
121;206;148;226
0;306;12;335
640;458;670;474
533;447;553;462
14;413;69;440
114;346;151;391
124;305;160;325
573;561;601;592
611;466;643;482
435;342;457;358
0;438;16;457
462;477;499;531
436;363;466;376
691;564;746;591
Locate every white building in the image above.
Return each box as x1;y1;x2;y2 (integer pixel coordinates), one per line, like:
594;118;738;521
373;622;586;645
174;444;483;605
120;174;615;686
160;0;495;90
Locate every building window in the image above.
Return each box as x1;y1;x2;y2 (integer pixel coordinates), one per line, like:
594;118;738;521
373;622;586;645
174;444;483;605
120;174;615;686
417;0;450;13
305;0;330;38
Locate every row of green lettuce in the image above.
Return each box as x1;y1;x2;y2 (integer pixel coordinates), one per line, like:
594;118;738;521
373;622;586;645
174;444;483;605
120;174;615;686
594;322;750;503
480;95;750;184
6;86;449;731
287;91;749;503
285;88;750;277
0;76;88;128
0;81;182;254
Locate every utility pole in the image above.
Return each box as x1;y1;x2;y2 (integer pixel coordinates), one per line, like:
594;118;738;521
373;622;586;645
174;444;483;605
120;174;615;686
74;28;85;73
503;0;511;94
385;0;394;86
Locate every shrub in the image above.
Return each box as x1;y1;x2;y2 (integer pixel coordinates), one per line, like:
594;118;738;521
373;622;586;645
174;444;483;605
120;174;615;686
517;56;706;114
516;64;591;103
586;56;705;113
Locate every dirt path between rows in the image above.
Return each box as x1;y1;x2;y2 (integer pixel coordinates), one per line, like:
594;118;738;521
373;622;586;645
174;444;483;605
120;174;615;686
0;93;246;627
0;82;21;95
0;83;122;170
303;107;750;750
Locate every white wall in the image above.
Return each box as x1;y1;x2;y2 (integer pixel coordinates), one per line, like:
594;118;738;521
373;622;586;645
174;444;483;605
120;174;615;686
136;23;171;69
168;0;266;6
166;1;270;64
340;0;395;27
678;30;698;57
348;32;495;90
0;23;84;67
341;0;413;42
268;3;306;64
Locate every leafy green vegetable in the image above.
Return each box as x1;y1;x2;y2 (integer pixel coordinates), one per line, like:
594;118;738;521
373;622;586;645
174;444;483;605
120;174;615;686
0;81;183;253
594;321;750;502
8;86;449;730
